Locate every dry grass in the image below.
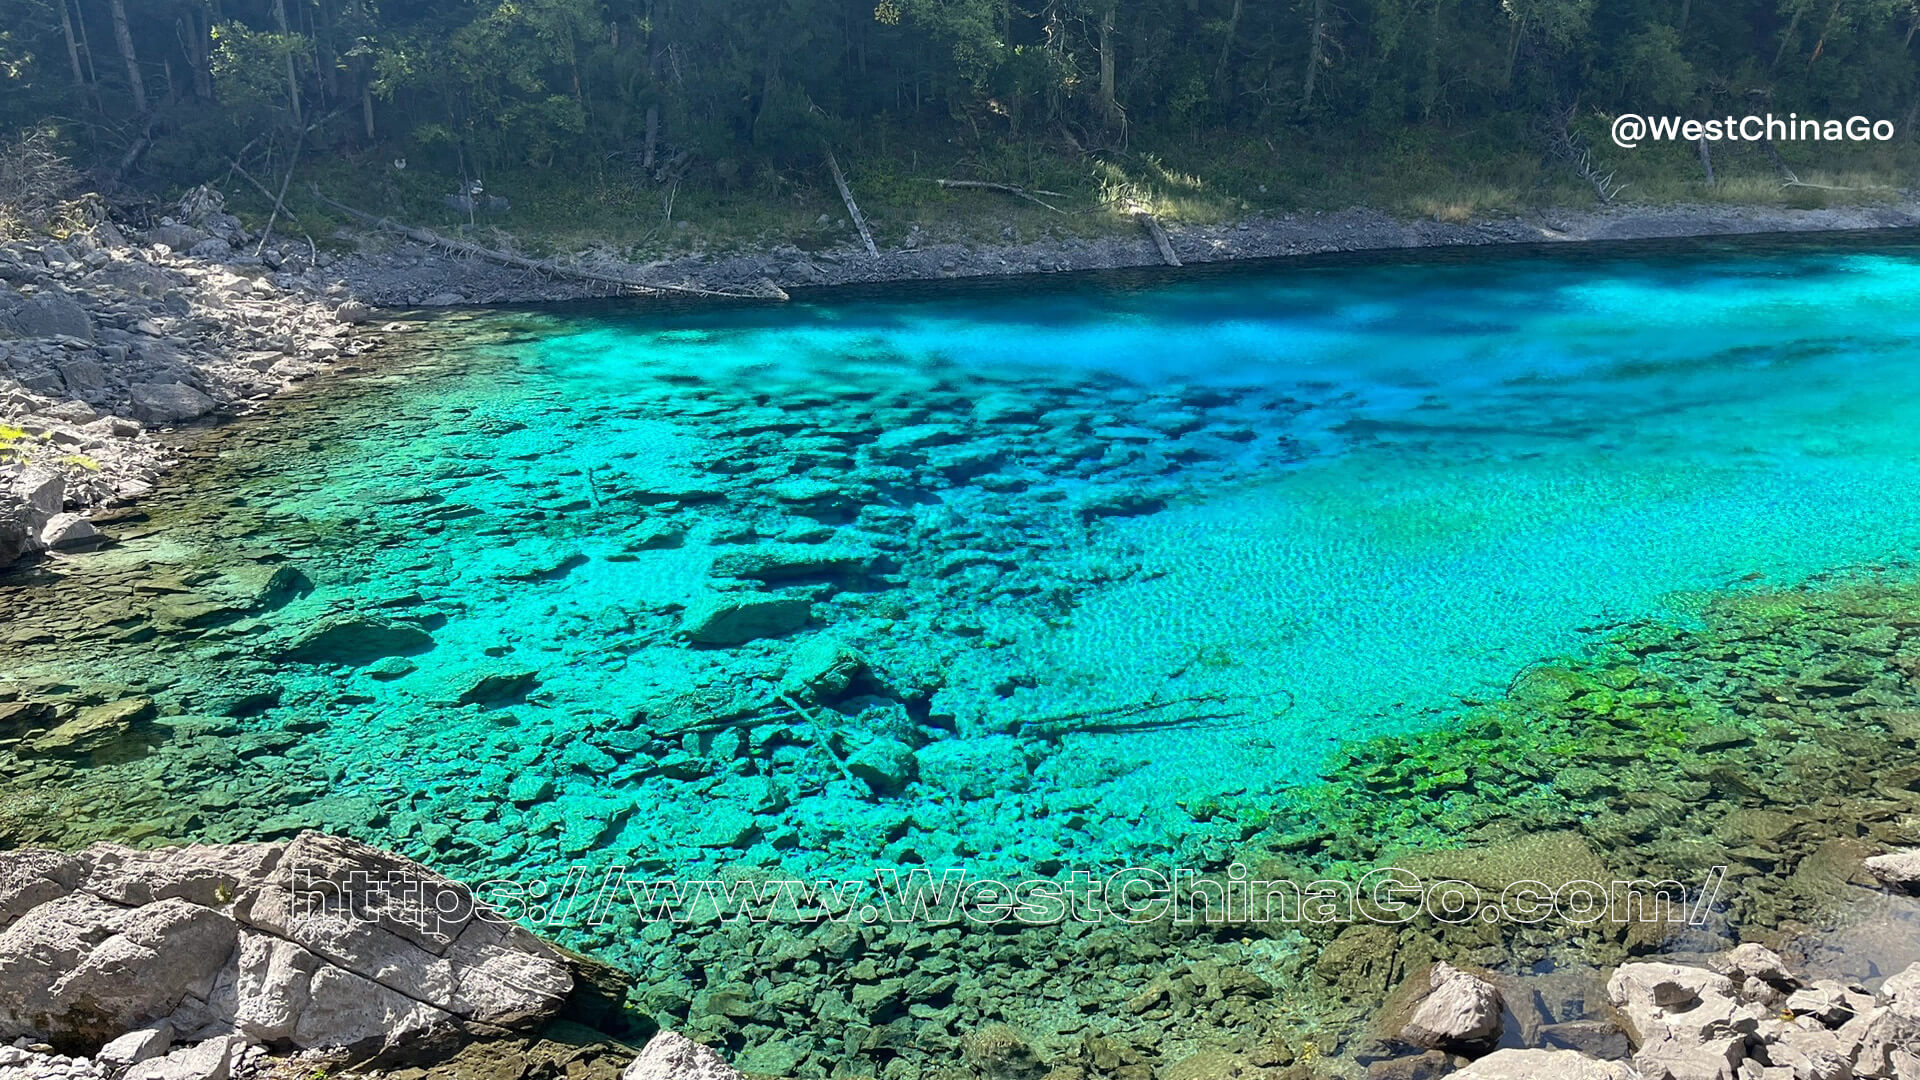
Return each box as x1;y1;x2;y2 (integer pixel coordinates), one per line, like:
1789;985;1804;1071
0;129;82;239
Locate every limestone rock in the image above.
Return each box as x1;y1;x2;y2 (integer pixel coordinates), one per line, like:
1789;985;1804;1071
40;511;100;549
1863;850;1920;893
1608;962;1761;1080
0;893;238;1048
1448;1049;1634;1079
0;832;574;1056
1720;943;1797;992
0;286;94;340
846;737;918;796
680;593;810;645
97;1021;173;1068
125;1035;239;1080
334;300;373;324
275;614;435;666
128;382;216;425
622;1031;744;1080
1399;962;1503;1052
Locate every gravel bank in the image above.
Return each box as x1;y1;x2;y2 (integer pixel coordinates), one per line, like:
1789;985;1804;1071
330;199;1920;306
1;195;385;567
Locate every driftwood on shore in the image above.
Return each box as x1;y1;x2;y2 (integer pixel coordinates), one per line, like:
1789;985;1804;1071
308;186;788;301
1135;211;1182;266
824;149;880;257
932;179;1068;214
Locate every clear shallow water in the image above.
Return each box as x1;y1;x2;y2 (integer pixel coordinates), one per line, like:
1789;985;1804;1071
22;237;1920;923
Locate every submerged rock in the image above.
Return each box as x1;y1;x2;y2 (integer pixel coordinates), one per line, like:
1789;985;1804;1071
846;736;918;796
778;637;867;703
680;593;810;645
456;668;540;705
275;615;435;666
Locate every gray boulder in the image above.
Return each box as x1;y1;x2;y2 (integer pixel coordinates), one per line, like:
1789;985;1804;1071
1863;850;1920;892
126;1035;239;1080
1449;1049;1633;1079
1;497;39;566
16;468;63;514
0;285;93;341
622;1031;745;1080
41;512;100;549
0;832;575;1056
1400;962;1503;1051
97;1021;173;1068
0;892;237;1047
1607;962;1762;1080
59;357;107;399
129;382;216;425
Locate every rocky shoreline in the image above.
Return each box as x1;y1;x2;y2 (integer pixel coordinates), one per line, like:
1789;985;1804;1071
328;199;1920;306
1;187;384;568
7;830;1920;1079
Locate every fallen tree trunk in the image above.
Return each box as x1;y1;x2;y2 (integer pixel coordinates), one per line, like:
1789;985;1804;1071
1135;211;1181;266
933;179;1068;214
824;148;880;257
309;186;787;301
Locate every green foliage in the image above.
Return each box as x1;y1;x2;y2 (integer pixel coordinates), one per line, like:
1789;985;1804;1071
0;0;1913;247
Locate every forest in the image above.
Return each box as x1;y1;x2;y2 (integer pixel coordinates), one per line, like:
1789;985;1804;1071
2;0;1918;246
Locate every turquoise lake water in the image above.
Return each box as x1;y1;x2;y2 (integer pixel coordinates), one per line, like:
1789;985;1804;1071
79;236;1920;930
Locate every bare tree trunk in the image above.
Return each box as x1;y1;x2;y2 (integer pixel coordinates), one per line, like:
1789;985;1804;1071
824;148;879;258
1214;0;1244;98
1502;18;1523;88
1696;136;1714;185
1678;0;1692;35
109;0;147;113
1098;4;1119;127
188;3;213;99
1300;0;1329;111
75;0;100;86
272;0;301;124
1771;5;1802;69
57;0;85;86
1421;0;1445;119
642;104;659;168
361;81;375;138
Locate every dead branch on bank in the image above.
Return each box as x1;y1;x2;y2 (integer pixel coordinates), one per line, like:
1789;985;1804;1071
308;186;788;301
1135;211;1182;266
932;179;1069;214
824;147;879;257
